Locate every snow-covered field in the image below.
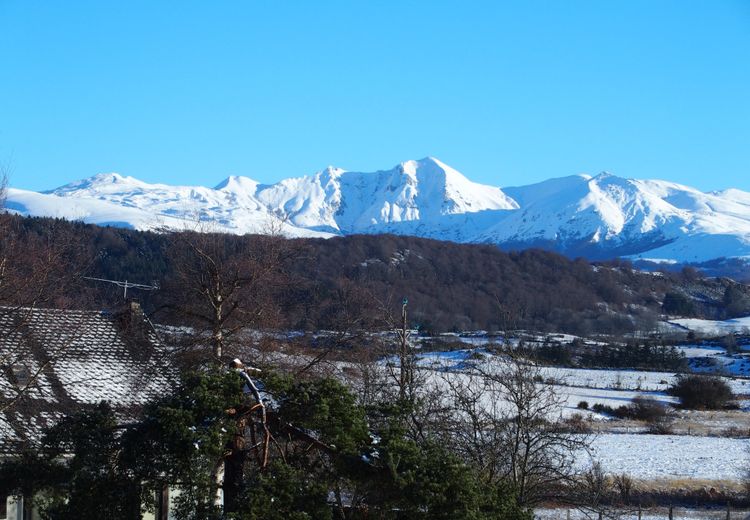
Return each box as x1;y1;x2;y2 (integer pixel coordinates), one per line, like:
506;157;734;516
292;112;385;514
669;316;750;336
539;366;674;392
410;347;750;484
547;365;750;396
417;348;750;395
559;386;677;415
250;340;750;485
536;509;747;520
580;433;750;481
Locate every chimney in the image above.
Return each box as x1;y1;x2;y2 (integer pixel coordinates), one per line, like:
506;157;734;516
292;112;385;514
129;300;144;319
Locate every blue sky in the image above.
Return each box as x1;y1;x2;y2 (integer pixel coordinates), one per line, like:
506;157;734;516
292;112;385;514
1;1;749;192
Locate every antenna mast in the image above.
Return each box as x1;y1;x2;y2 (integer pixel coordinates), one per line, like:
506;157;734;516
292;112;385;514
83;277;159;299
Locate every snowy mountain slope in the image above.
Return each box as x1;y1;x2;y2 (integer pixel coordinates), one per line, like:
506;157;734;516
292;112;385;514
486;173;688;244
48;172;269;227
478;173;750;260
254;157;518;234
6;159;750;264
14;174;331;238
5;186;182;229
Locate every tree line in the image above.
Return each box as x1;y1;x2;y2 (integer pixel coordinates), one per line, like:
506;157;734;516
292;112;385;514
5;214;750;335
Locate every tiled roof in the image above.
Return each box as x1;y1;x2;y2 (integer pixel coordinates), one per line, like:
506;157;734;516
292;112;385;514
0;304;175;454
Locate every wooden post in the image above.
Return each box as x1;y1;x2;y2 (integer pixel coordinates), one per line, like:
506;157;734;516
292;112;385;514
726;501;731;520
637;504;642;520
566;510;571;520
669;506;674;520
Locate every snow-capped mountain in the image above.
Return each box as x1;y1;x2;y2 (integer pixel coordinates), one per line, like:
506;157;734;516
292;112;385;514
254;157;518;234
6;158;750;264
479;173;750;262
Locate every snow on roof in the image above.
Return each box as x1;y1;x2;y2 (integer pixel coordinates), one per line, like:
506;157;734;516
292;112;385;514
0;305;175;454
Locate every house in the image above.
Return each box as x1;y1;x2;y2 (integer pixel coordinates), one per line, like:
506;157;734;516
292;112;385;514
0;302;175;520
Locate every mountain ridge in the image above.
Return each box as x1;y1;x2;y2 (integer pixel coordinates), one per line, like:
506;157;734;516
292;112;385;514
8;157;750;265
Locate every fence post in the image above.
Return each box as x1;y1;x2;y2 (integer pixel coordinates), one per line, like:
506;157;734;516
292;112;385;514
638;504;642;520
727;501;731;520
566;510;571;520
669;505;674;520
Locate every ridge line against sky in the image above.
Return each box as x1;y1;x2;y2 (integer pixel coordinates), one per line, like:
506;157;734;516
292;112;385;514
1;1;749;192
17;158;748;197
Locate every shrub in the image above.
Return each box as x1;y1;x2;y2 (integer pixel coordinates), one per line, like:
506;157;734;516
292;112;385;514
591;396;673;433
591;403;629;418
628;395;669;422
562;413;592;433
721;426;749;438
613;473;635;505
645;415;674;435
577;401;589;410
591;403;607;414
669;375;734;410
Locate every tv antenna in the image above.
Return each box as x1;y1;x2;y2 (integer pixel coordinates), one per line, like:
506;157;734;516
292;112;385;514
83;277;160;299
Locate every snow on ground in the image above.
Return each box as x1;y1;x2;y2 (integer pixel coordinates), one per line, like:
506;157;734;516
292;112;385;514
544;365;750;396
535;509;747;520
687;353;750;377
669;316;750;336
677;345;727;357
559;386;677;415
415;348;750;483
417;348;750;395
415;353;677;420
255;343;750;488
539;366;674;392
250;341;750;485
671;344;750;378
580;433;750;481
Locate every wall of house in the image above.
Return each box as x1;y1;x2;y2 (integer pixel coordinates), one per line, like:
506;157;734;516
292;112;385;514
2;496;35;520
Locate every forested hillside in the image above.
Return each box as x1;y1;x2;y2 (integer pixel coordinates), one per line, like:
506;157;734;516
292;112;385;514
6;215;750;334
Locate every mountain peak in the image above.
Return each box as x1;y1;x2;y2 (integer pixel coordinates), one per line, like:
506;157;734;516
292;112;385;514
78;172;131;186
214;175;260;192
417;156;447;167
319;165;345;179
94;172;126;182
46;172;144;195
399;156;449;173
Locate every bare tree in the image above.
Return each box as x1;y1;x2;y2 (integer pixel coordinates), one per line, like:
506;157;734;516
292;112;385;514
434;365;507;482
0;182;90;413
0;168;7;210
438;353;590;507
159;224;297;362
293;280;383;377
383;297;417;403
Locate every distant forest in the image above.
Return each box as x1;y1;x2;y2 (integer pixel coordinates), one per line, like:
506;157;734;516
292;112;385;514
7;215;750;335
